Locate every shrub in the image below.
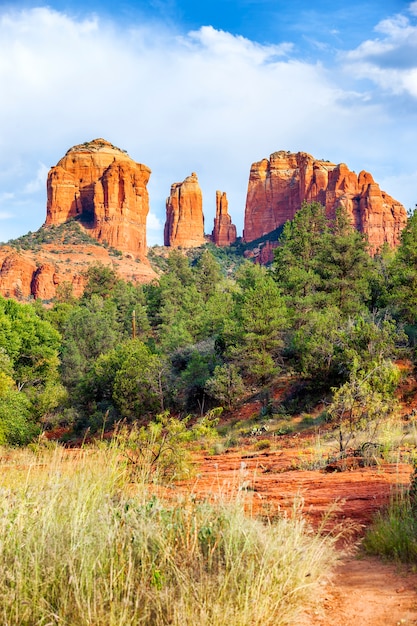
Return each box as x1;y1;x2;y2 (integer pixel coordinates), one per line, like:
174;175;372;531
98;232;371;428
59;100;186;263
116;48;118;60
255;439;271;450
362;490;417;562
363;465;417;562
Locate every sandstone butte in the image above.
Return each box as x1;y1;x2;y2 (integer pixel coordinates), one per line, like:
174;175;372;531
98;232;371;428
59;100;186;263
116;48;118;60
164;173;206;248
0;139;156;300
243;150;408;253
211;191;237;246
46;138;151;258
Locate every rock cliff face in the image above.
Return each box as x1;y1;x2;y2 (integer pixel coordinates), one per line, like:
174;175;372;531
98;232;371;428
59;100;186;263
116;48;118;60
243;151;407;252
164;173;206;248
46;139;151;258
211;191;237;246
0;243;156;301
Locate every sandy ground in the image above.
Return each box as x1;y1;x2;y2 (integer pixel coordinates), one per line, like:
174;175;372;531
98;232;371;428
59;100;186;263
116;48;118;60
297;552;417;625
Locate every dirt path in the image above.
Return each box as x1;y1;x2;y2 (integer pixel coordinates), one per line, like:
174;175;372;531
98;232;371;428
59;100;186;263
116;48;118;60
178;444;417;625
298;551;417;625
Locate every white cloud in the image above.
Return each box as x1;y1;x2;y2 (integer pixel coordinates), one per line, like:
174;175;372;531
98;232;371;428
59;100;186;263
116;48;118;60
0;5;415;244
343;10;417;97
24;163;49;194
147;212;163;230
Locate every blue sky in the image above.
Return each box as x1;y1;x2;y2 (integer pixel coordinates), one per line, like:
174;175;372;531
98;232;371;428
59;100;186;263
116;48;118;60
0;0;416;245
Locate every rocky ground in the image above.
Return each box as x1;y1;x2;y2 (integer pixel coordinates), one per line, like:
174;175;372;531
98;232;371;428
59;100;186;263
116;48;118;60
182;443;417;624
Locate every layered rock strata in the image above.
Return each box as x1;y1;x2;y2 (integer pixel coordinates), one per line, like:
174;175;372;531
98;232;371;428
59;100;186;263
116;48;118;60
164;173;206;248
46;139;151;258
0;244;156;301
211;191;237;246
243;151;407;252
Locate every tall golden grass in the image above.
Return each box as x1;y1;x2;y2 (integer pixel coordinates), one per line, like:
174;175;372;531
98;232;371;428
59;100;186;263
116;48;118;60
0;443;336;625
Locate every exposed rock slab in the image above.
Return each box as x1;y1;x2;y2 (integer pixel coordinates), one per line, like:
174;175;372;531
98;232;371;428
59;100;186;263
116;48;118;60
211;191;237;246
243;151;407;252
46;139;151;258
164;173;206;248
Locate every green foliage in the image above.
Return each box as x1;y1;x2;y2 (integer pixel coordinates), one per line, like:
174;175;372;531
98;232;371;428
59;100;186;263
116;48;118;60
363;489;417;562
7;220;101;250
82;263;119;300
0;298;61;442
388;209;417;324
274;201;329;304
290;311;406;386
194;249;223;300
112;341;165;420
318;207;372;315
116;413;194;482
274;203;373;317
223;263;288;384
0;386;39;445
0;297;61;390
116;410;219;482
60;297;121;389
328;361;400;452
205;363;245;409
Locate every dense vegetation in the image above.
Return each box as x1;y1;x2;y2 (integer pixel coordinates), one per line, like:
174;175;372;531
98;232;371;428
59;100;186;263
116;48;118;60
1;202;415;446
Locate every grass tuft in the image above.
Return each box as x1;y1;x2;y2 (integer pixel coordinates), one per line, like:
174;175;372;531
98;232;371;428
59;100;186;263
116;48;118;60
362;489;417;563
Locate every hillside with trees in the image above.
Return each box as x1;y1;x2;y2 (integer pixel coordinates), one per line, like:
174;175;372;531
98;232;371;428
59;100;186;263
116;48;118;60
0;202;414;449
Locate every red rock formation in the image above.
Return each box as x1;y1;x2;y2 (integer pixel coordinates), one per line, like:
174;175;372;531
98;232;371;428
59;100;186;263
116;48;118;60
46;139;151;258
0;252;37;300
243;151;407;252
211;191;237;246
0;243;157;301
164;173;206;248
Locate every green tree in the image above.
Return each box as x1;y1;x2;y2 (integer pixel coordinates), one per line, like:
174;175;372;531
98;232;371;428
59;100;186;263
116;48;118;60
273;203;373;317
273;201;328;305
317;207;372;316
388;209;417;324
194;250;223;301
82;263;118;300
60;296;121;389
0;297;61;392
329;361;400;452
290;311;406;387
205;363;245;410
224;264;288;384
112;340;165;420
0;387;38;445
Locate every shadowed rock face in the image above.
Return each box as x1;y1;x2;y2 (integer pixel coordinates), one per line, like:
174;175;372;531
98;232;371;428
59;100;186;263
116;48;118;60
243;151;407;252
46;139;151;258
164;172;206;248
211;191;237;246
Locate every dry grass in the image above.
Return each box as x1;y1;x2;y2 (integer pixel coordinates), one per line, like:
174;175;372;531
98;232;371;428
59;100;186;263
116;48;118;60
0;443;337;625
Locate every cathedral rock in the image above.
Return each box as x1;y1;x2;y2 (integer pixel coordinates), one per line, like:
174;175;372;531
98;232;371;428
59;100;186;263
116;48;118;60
211;191;237;246
164;173;206;248
243;151;407;252
46;139;151;258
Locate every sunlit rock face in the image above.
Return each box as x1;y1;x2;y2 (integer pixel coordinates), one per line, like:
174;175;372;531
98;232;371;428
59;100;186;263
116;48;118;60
211;191;237;246
164;172;206;248
243;151;407;252
46;138;151;258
